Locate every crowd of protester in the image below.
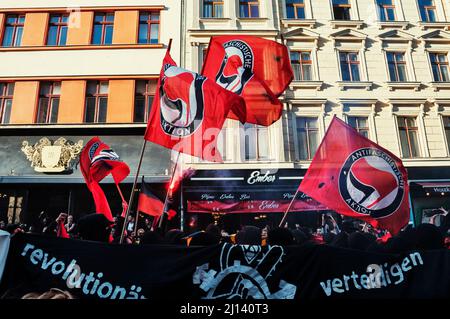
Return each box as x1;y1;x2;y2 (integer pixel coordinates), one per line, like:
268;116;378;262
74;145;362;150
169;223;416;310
1;209;449;299
2;209;449;253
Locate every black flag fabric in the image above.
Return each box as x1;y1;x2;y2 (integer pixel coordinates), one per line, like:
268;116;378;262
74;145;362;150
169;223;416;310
1;233;449;299
137;178;176;220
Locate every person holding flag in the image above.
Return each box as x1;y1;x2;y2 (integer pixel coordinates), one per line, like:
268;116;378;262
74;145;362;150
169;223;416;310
285;116;410;235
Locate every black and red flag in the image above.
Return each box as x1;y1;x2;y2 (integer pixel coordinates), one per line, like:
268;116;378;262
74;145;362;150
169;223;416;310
137;177;176;220
80;137;130;221
299;116;410;235
144;50;246;162
202;35;293;126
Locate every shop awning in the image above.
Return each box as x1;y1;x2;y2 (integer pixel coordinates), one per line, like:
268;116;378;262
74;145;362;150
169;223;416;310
416;182;450;188
187;199;326;214
184;169;328;214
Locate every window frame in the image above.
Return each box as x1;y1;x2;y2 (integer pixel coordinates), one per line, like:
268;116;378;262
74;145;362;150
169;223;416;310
339;51;361;82
84;81;109;123
397;116;421;158
46;14;69;46
91;12;115;45
429;52;449;82
332;0;352;20
377;0;397;21
203;0;225;18
0;82;14;124
290;50;313;81
418;0;437;22
134;80;156;123
286;0;306;19
1;14;25;47
386;51;408;82
295;116;319;160
239;0;260;18
36;82;61;124
138;11;160;44
241;123;270;161
347;116;370;138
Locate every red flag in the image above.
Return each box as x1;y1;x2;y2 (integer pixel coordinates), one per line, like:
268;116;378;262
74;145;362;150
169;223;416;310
299;116;410;235
56;220;69;239
202;35;293;126
144;50;246;162
80;137;130;221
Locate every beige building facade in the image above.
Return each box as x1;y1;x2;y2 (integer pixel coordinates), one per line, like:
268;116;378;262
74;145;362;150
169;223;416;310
184;0;450;226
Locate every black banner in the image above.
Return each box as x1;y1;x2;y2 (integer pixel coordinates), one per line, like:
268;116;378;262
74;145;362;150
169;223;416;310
1;233;449;299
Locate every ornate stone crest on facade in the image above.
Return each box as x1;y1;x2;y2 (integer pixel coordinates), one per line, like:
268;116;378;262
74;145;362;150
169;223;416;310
21;137;84;173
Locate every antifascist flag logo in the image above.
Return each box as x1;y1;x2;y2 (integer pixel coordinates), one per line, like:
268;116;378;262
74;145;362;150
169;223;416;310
338;148;405;219
215;40;254;95
159;65;205;137
144;49;246;162
299;116;410;235
202;35;293;126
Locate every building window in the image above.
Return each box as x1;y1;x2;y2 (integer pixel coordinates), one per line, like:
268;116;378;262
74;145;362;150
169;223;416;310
1;15;25;47
0;83;14;124
430;53;449;82
339;52;360;81
36;82;61;124
134;80;156;123
377;0;396;21
217;121;228;161
348;116;369;138
138;12;160;44
203;1;224;18
290;51;312;81
286;0;306;19
397;117;420;158
85;81;108;123
47;14;69;46
443;117;450;153
240;1;260;18
92;13;114;45
296;117;319;160
418;0;437;22
386;52;407;82
332;0;351;20
241;123;269;160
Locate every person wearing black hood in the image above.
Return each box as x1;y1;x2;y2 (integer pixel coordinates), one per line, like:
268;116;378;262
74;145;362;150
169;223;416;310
292;229;309;245
189;231;220;246
205;223;222;243
164;229;186;245
76;213;114;243
348;232;376;251
329;232;349;248
415;223;445;250
267;227;295;246
236;225;262;245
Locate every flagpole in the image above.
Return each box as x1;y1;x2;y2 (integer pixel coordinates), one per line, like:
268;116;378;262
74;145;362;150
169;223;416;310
158;151;181;229
278;187;301;228
180;181;184;232
134;212;140;240
115;183;126;204
119;38;173;243
119;139;147;244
